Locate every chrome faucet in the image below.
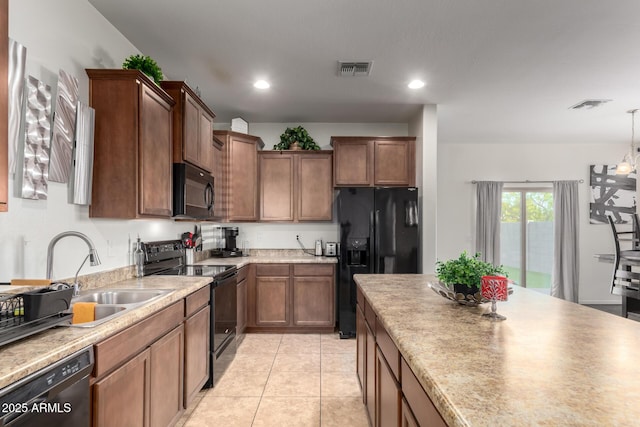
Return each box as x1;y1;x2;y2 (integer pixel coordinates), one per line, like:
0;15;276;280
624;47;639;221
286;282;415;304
46;232;101;290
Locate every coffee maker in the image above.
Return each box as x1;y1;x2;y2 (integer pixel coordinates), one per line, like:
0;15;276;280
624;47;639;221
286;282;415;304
213;226;243;257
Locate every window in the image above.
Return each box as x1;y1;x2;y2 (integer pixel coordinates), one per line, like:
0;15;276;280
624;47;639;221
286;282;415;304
500;189;553;293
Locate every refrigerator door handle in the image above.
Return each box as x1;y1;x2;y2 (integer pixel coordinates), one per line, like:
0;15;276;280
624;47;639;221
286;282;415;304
374;209;380;273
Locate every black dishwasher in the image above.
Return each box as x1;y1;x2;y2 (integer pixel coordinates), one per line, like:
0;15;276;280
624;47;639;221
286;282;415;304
0;347;93;426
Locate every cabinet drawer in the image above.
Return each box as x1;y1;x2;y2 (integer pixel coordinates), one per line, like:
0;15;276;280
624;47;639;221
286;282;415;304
94;301;183;379
401;358;447;427
185;285;210;317
237;265;249;283
293;264;334;277
376;318;400;380
255;264;290;277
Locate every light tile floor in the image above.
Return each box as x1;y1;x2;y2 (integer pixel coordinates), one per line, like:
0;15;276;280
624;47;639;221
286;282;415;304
177;333;369;427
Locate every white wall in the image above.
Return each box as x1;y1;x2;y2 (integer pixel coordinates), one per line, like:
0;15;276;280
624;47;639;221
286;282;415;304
409;106;437;273
249;122;408;150
437;141;626;304
0;0;193;282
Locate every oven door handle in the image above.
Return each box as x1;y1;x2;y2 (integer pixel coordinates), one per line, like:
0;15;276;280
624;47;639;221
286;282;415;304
214;270;238;287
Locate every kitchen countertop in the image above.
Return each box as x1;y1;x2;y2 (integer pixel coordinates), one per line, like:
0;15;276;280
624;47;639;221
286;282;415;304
0;275;211;390
354;274;640;427
0;253;337;390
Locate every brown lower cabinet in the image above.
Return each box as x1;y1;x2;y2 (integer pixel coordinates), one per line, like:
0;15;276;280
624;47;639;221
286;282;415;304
149;325;185;427
92;286;212;427
183;306;210;407
365;309;376;425
246;263;335;332
401;398;420;427
93;348;150;427
183;286;210;408
377;347;401;427
357;286;447;427
237;265;249;335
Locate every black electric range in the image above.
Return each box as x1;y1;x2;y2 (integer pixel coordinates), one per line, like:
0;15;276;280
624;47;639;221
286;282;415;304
142;240;237;388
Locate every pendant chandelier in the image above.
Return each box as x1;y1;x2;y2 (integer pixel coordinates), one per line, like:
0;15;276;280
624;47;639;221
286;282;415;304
617;109;638;175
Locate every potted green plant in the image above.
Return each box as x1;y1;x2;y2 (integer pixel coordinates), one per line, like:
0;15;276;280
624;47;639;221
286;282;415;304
122;54;164;85
435;251;507;298
273;126;320;150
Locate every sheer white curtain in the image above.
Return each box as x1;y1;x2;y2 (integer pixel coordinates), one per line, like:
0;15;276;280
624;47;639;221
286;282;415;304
551;180;580;302
475;181;503;264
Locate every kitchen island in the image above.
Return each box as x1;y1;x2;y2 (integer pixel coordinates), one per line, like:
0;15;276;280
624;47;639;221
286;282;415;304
355;274;640;427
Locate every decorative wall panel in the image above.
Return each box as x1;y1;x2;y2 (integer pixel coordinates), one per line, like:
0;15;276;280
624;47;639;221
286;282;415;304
20;76;52;200
7;38;26;174
69;101;95;205
49;69;79;183
589;164;637;224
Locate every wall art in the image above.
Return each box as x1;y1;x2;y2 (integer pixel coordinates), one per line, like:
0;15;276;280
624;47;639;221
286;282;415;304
20;76;52;200
8;38;26;174
589;164;637;224
49;69;79;183
69;101;95;205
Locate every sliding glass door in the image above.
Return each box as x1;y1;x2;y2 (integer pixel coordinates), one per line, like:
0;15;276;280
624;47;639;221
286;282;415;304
501;189;553;293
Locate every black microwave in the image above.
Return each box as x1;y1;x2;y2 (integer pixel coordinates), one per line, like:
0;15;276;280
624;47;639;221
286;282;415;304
173;163;214;219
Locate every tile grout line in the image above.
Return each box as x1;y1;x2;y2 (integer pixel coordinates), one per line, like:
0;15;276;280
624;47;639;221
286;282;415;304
250;334;282;426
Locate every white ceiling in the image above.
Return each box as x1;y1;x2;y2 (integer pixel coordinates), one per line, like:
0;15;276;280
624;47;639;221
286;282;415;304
88;0;640;145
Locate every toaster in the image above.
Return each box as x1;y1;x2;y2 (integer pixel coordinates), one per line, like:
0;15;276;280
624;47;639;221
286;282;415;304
324;242;338;257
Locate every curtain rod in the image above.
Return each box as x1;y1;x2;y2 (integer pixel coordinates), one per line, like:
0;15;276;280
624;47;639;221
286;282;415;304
471;179;584;184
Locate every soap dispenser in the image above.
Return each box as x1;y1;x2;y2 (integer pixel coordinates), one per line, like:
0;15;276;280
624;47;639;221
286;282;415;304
134;236;144;277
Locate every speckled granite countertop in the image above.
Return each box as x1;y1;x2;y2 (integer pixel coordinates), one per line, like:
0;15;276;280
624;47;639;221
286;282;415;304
354;274;640;427
0;253;336;390
0;275;211;390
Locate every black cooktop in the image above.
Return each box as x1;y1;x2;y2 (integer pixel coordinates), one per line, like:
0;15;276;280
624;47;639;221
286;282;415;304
156;264;235;278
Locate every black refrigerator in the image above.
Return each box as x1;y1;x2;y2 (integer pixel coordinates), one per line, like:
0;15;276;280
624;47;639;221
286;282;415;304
337;187;419;338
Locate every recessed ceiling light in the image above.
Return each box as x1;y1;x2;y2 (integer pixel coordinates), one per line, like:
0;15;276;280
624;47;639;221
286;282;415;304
254;80;270;89
408;80;425;89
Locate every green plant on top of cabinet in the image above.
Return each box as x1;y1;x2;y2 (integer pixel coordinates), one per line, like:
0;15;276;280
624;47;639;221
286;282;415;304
161;81;216;173
87;69;175;218
259;151;333;222
212;131;264;221
273;126;320;150
122;54;163;85
331;136;416;187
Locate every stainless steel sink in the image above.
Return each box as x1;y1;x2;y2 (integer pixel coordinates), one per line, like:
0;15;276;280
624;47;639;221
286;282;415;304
69;289;173;328
72;289;171;305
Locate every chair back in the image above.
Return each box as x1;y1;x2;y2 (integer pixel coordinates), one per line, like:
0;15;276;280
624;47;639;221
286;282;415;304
607;214;640;295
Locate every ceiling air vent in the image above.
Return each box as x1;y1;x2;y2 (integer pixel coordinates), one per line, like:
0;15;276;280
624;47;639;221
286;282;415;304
338;61;373;77
569;99;612;110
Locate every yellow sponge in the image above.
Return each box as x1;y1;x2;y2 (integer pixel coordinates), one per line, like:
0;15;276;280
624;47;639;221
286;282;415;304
72;302;97;324
10;279;52;287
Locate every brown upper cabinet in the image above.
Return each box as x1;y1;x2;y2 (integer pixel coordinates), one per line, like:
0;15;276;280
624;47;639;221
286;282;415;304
210;136;224;221
212;131;264;221
258;151;333;222
0;0;7;213
87;69;175;218
331;137;416;187
160;81;216;172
